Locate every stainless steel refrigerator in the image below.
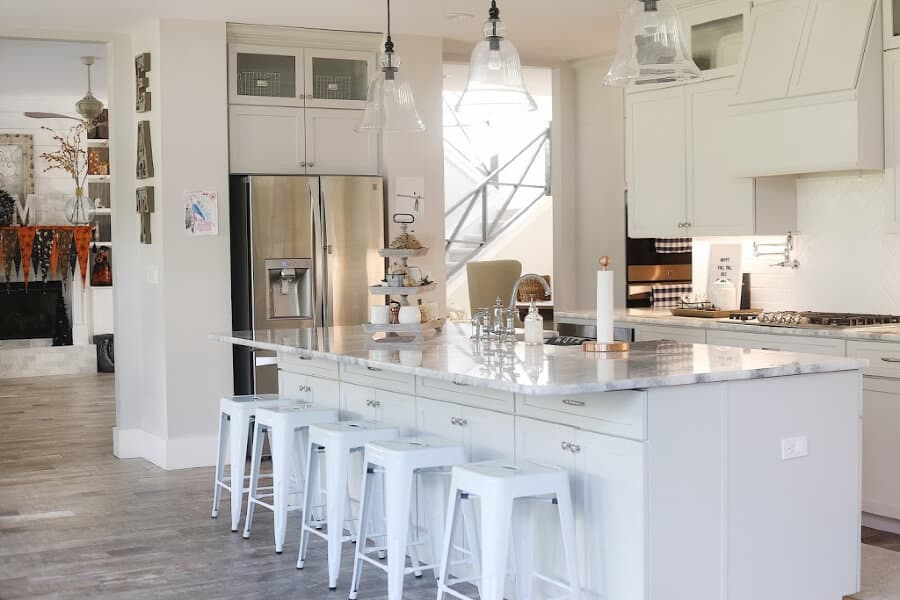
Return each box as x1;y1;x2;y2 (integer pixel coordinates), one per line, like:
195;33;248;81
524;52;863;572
230;175;385;394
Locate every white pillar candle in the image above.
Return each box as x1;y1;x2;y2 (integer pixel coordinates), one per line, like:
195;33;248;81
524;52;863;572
596;256;614;344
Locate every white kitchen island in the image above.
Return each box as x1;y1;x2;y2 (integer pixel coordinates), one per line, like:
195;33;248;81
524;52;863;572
213;323;866;600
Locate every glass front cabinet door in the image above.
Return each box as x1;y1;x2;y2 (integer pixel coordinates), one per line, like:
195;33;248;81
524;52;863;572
230;44;305;106
304;48;375;109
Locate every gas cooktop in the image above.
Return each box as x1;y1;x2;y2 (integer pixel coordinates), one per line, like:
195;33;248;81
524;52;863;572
738;311;900;328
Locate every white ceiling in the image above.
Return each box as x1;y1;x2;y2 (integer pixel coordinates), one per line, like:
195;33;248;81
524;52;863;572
0;39;107;98
3;0;622;62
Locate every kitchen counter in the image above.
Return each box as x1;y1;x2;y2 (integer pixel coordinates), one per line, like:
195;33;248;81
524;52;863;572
213;323;863;600
557;308;900;342
211;323;865;396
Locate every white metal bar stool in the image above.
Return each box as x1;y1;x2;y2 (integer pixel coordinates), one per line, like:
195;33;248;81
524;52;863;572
211;394;302;532
437;461;581;600
297;421;399;590
348;437;467;600
242;404;339;553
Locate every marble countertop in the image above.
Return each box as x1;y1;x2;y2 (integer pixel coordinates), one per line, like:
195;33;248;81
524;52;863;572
211;324;866;396
556;309;900;342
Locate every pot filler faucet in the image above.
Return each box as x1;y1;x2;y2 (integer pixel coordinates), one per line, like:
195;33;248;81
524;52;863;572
509;274;552;311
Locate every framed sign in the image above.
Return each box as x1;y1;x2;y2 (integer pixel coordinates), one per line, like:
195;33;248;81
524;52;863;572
0;134;35;202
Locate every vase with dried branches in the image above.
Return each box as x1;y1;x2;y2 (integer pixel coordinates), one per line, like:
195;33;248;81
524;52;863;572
40;124;92;225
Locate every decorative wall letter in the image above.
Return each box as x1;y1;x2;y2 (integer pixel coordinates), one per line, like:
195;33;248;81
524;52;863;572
135;52;151;113
136;121;154;179
14;193;35;226
136;186;155;244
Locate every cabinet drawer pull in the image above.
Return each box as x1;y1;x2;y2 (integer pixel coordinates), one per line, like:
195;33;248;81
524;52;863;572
367;366;382;372
562;399;586;407
297;354;312;360
881;357;900;363
370;400;381;408
452;381;468;387
760;347;781;352
297;385;312;393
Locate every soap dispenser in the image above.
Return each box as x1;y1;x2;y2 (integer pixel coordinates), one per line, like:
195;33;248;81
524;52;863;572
524;297;544;345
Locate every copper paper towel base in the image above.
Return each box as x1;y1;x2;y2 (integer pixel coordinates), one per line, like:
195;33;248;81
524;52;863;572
582;341;631;353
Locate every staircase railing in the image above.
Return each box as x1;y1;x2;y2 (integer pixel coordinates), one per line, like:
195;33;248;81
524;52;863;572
444;127;550;278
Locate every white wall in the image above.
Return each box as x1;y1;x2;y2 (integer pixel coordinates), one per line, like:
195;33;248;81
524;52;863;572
383;34;447;314
694;171;900;313
553;55;626;312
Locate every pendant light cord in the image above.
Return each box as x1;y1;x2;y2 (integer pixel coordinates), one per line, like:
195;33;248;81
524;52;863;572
383;0;395;78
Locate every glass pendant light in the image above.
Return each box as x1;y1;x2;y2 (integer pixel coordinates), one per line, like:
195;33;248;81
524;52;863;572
603;0;701;87
356;0;425;133
455;0;537;117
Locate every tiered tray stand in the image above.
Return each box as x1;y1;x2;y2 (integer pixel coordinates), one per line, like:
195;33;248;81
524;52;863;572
365;247;444;341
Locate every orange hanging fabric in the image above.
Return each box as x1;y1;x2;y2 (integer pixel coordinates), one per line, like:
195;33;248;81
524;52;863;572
73;226;92;287
16;227;36;289
50;231;59;277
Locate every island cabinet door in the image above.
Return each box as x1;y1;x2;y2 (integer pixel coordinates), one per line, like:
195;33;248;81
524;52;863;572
280;372;340;412
574;429;646;600
340;382;376;421
461;406;516;463
515;417;578;598
373;390;417;437
417;397;464;448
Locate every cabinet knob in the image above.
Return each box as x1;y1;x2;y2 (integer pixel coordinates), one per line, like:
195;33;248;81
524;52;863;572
298;385;312;393
450;417;459;426
307;162;315;168
570;443;582;454
561;441;571;452
457;418;468;427
371;400;381;408
300;161;308;167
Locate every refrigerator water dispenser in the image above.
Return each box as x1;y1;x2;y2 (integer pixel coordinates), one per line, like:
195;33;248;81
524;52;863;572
265;258;313;320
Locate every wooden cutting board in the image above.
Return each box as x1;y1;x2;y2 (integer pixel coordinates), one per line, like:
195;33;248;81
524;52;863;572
670;308;762;319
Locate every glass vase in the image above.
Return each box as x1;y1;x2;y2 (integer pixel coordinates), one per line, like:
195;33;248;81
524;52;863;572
65;187;93;225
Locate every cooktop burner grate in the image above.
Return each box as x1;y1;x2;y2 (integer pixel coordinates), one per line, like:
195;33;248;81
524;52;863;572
802;313;900;327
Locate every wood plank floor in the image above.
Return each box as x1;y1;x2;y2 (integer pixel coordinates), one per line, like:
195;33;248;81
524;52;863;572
0;373;896;599
0;374;437;599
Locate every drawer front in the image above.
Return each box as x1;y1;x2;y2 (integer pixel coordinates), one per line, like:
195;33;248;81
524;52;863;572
516;390;647;440
278;352;339;378
634;324;707;345
341;362;416;395
416;376;515;413
279;371;340;411
848;340;900;378
707;330;847;356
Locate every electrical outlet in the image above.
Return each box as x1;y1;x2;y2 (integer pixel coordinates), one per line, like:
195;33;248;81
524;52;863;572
781;436;809;461
146;265;159;285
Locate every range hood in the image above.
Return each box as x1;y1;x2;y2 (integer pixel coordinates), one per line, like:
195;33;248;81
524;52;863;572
728;0;883;177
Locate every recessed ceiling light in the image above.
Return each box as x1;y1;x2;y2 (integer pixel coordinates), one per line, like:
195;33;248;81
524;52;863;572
447;11;475;21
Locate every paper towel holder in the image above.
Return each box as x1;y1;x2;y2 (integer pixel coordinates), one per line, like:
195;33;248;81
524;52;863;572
584;256;631;353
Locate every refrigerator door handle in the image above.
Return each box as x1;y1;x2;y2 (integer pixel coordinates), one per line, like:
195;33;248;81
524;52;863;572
319;185;333;329
311;182;325;333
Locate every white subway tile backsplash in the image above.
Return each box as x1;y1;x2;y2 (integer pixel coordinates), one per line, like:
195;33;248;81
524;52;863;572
694;171;900;313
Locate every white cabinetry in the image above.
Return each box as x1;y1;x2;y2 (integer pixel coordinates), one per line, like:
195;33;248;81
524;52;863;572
633;323;708;344
706;329;847;355
229;105;306;174
886;0;900;50
884;49;900;233
278;370;341;411
626;85;687;238
340;382;417;435
416;397;515;462
227;29;378;176
516;416;645;600
305;108;378;175
626;78;757;238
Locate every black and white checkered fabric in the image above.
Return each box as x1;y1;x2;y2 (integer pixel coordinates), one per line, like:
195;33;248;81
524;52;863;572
651;283;693;308
655;238;693;254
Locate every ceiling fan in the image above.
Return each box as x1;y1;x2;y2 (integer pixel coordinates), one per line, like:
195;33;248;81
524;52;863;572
24;56;105;125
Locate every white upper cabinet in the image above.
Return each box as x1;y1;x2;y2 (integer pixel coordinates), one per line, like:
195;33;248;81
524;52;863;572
678;0;749;77
304;48;374;110
626;86;687;239
733;0;809;104
687;78;755;235
230;45;305;107
627;77;760;238
305;108;378;175
229;105;306;174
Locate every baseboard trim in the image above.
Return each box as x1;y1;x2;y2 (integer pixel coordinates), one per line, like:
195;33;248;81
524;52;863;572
112;427;216;470
863;512;900;535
